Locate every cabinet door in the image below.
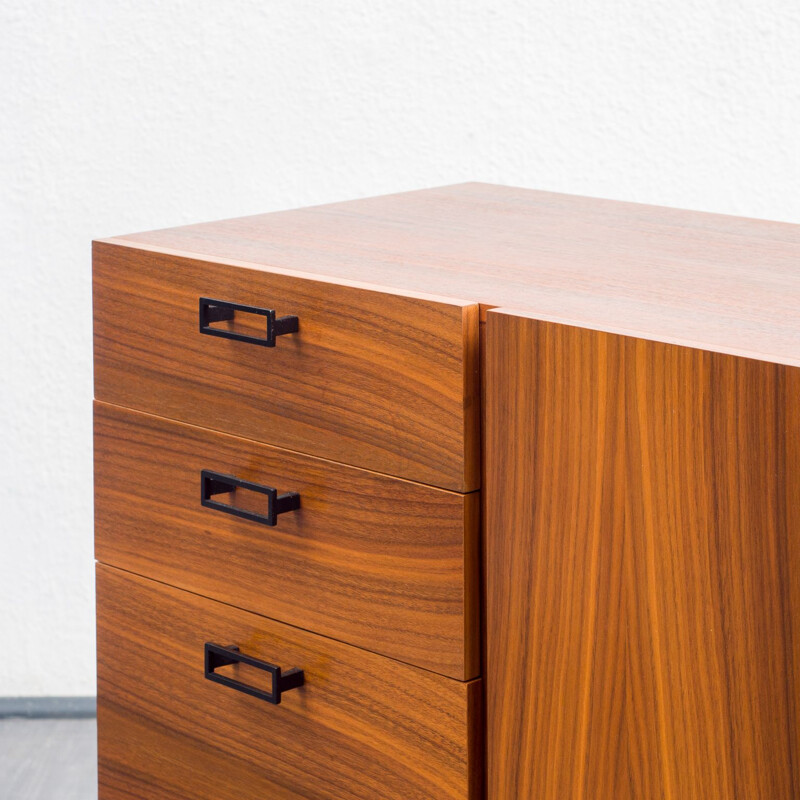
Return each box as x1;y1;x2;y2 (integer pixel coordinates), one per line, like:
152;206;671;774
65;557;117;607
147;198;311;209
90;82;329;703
485;308;800;799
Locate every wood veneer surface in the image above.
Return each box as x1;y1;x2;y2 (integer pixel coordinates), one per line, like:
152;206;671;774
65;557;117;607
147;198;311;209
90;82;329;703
485;309;800;799
96;565;482;800
107;182;800;368
94;401;479;680
93;241;479;492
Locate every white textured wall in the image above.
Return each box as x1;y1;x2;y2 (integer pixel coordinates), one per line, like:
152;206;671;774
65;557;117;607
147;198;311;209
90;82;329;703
1;0;799;697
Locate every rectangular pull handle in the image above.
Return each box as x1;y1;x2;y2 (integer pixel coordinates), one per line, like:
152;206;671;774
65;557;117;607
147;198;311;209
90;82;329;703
204;643;304;705
199;297;298;347
200;470;300;527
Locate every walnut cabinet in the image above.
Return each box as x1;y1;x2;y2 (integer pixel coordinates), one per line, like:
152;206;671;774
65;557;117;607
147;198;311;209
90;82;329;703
94;183;800;799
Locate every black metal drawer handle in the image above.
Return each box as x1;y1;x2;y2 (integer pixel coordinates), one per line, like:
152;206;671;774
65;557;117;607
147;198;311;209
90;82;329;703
199;297;298;347
201;470;300;527
204;643;304;705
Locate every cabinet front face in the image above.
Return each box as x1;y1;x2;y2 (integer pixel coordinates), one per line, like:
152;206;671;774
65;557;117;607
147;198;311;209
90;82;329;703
94;401;479;680
484;309;800;800
96;566;482;800
93;241;480;492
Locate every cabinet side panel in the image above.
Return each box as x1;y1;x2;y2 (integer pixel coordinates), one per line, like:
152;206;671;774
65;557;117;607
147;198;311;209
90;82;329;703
485;311;800;799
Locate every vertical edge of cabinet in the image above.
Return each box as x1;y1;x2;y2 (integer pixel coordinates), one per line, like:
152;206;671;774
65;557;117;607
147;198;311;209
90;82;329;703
477;316;490;800
462;489;482;682
484;309;800;799
92;239;481;492
466;673;485;800
461;301;482;496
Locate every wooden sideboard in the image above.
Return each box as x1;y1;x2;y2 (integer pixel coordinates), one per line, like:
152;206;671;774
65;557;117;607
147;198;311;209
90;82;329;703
93;182;800;798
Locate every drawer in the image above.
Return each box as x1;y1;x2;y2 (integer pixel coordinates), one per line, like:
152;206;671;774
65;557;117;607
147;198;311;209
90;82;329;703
97;565;482;800
93;240;480;491
94;401;479;680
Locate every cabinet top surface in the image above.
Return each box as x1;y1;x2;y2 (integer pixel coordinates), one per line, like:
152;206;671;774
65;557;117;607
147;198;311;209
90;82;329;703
108;182;800;367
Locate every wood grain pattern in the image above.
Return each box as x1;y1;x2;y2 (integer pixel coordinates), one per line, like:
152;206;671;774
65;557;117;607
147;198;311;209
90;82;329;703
485;309;800;799
96;565;482;800
93;240;480;492
109;182;800;368
94;401;479;680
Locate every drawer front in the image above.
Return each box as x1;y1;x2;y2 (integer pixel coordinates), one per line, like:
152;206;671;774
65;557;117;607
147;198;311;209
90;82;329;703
97;565;482;800
94;401;479;680
93;241;480;492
